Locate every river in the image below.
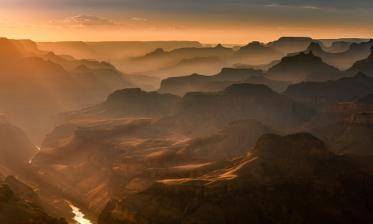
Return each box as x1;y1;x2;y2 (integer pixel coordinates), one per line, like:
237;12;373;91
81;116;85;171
67;202;93;224
28;146;93;224
28;145;41;164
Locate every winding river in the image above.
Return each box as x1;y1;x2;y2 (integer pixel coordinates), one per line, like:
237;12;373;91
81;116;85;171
68;202;93;224
29;146;93;224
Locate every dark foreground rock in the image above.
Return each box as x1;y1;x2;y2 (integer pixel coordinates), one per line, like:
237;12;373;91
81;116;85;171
99;133;373;224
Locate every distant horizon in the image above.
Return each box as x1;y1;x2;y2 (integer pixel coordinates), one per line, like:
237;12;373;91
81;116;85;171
2;36;372;46
2;0;373;44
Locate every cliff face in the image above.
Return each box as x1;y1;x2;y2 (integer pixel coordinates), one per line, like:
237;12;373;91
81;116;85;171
0;119;37;174
178;119;273;161
284;73;373;110
32;117;276;215
64;88;181;121
0;178;67;224
60;83;312;139
266;52;341;82
346;46;373;77
103;88;180;117
0;38;133;144
0;120;74;222
268;37;314;53
306;41;373;69
169;83;315;134
307;94;373;156
98;133;373;224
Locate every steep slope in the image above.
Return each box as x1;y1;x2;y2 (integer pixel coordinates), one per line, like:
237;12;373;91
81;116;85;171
32;117;275;215
44;51;116;70
159;73;225;96
266;52;341;82
43;51;134;96
0;181;67;224
0;38;42;58
0;118;37;174
179;119;273;160
306;94;373;155
99;133;373;224
306;41;373;69
0;118;75;222
70;64;133;101
0;38;132;143
345;46;373;77
284;73;373;110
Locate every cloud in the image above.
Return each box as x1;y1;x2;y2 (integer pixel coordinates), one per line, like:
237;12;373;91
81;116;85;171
265;3;320;10
265;3;286;8
130;17;148;22
63;15;115;26
4;0;373;11
301;5;320;10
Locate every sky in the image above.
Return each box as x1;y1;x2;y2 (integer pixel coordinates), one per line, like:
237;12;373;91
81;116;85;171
1;0;373;44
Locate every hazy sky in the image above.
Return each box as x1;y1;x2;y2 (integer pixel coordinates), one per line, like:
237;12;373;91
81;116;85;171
1;0;373;43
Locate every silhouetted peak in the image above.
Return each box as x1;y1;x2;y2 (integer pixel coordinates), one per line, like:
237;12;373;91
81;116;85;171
215;68;264;81
108;88;144;99
224;83;274;96
253;133;329;161
189;73;204;78
102;88;180;117
219;67;260;74
215;43;225;49
278;36;313;41
100;61;115;67
270;37;313;46
106;88;146;103
106;88;179;104
146;48;165;56
241;41;264;49
0;37;11;43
